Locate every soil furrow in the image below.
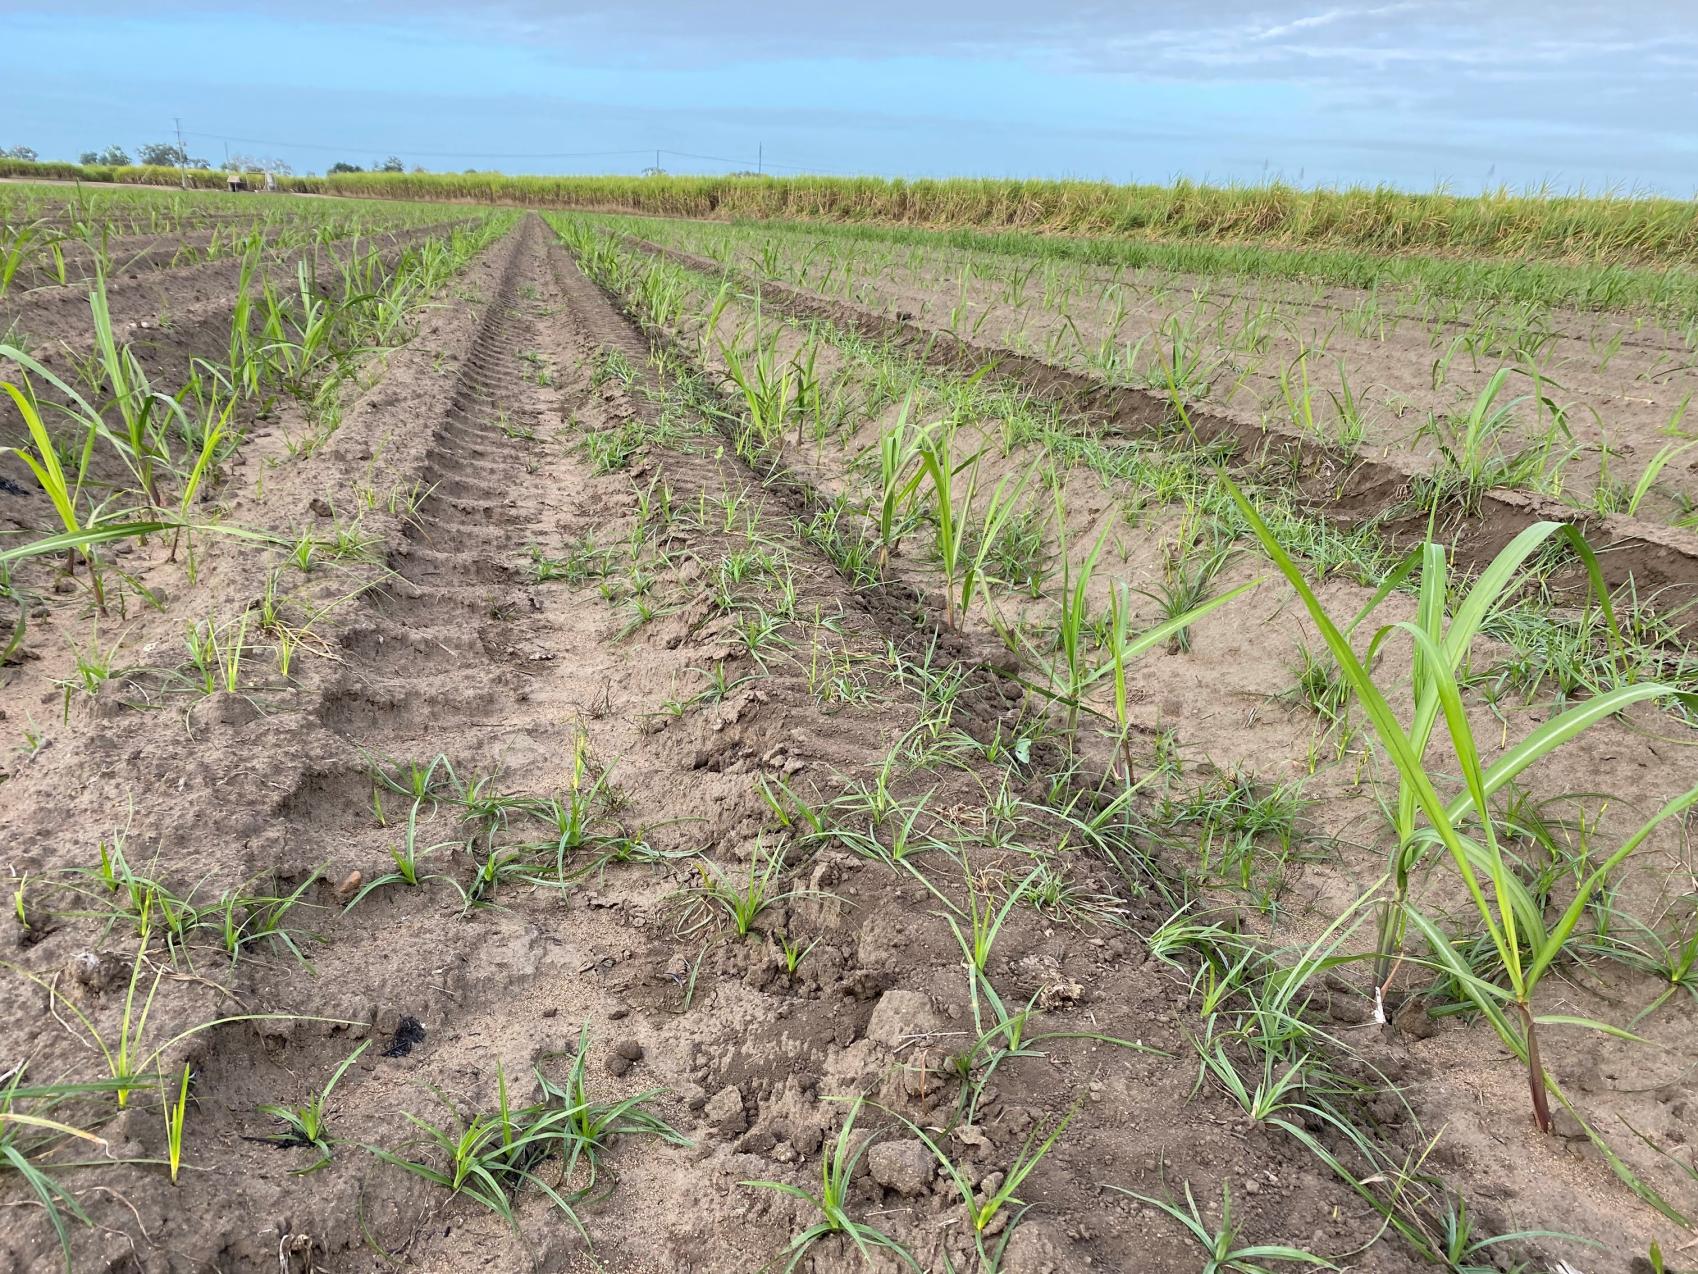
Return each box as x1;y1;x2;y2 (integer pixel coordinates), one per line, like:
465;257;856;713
631;236;1698;628
559;221;1696;1271
6;197;1681;1274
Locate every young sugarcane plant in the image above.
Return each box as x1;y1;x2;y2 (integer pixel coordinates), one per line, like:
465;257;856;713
0;342;242;595
870;394;932;570
90;274;179;510
0;1067;117;1268
169;393;237;561
913;424;972;628
741;1096;920;1270
958;461;1036;626
1228;478;1698;1133
1016;507;1253;764
913;427;1034;629
1342;522;1668;999
0;375;102;604
1050;512;1111;735
719;330;792;460
1091;577;1237;782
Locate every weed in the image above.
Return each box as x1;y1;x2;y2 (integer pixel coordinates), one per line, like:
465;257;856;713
259;1040;370;1169
742;1097;920;1271
689;841;815;939
1105;1180;1333;1273
894;1101;1078;1258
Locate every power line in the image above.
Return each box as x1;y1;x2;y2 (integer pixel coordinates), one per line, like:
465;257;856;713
183;132;655;160
657;148;853;174
180;130;857;174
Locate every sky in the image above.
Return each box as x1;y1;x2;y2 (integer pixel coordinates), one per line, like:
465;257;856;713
3;1;1695;193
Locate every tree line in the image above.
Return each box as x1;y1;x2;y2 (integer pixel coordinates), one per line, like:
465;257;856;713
0;143;424;176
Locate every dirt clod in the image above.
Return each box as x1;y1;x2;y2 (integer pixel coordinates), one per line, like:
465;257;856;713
69;950;121;991
865;988;939;1048
867;1139;934;1197
704;1085;747;1136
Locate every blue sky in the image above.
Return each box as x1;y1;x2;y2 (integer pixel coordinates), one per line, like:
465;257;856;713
5;2;1695;191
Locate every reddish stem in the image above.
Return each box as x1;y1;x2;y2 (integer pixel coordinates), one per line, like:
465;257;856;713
1521;1004;1553;1134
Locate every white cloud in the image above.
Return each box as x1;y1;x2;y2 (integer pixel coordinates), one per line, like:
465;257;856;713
1250;2;1421;41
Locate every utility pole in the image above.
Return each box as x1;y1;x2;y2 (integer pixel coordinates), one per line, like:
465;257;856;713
758;144;763;176
174;116;188;188
655;148;660;175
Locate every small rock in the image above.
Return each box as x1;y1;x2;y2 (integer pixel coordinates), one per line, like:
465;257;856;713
867;1139;934;1197
615;1038;643;1061
309;497;333;518
334;871;363;901
69;950;123;991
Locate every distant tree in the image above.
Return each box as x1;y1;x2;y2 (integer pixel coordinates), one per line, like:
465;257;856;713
1;145;39;162
137;141;206;168
410;164;427;173
80;145;131;165
328;161;363;174
641;165;667;177
377;156;405;172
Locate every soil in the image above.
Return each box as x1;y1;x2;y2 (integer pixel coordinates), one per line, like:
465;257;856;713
574;220;1698;1267
3;218;476;364
629;235;1698;633
0;209;1694;1274
2;218;439;296
625;220;1698;521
